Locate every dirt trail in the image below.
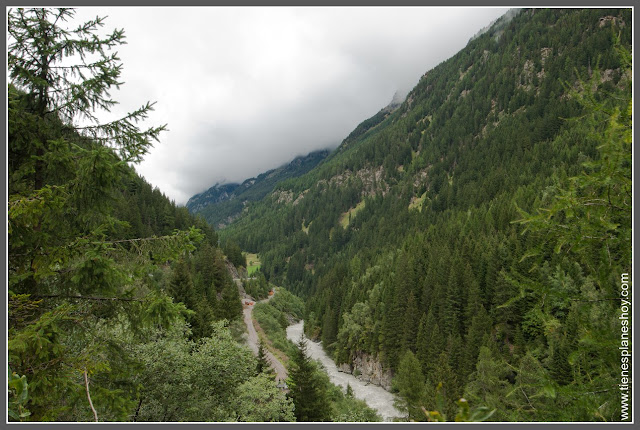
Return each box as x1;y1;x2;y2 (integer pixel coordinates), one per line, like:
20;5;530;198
242;292;288;383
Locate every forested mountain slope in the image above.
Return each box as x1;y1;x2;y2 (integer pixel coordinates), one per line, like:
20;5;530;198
7;8;286;421
186;149;329;229
8;80;253;422
221;8;632;421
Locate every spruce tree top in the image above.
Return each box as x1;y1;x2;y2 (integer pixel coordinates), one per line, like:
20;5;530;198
8;7;166;164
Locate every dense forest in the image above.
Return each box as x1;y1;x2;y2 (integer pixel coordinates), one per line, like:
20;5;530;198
219;8;632;421
7;7;632;423
6;8;298;422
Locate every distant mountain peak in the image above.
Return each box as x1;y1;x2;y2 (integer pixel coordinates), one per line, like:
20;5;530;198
386;90;406;110
186;149;329;228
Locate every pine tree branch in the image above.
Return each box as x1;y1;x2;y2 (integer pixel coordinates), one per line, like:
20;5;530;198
31;294;142;302
520;387;536;410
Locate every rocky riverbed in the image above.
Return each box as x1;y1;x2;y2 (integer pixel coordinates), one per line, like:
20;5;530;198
286;321;404;422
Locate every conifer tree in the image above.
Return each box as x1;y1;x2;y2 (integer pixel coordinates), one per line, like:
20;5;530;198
218;281;242;321
420;310;445;377
464;346;511;421
321;304;338;348
463;305;491;378
256;340;273;377
401;292;419;353
415;312;430;376
168;260;196;310
8;8;165;187
427;350;459;419
443;259;463;336
393;351;426;421
8;8;201;420
287;337;331;422
381;281;403;367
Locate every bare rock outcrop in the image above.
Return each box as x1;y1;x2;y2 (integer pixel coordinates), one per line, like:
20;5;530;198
337;352;394;392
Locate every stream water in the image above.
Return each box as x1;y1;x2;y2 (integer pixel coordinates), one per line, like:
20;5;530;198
286;321;404;422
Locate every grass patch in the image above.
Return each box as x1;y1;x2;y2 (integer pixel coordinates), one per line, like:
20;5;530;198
253;302;298;359
339;200;365;229
245;253;261;276
408;192;427;212
252;287;306;361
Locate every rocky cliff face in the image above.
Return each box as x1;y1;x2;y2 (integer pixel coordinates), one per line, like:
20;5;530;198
337;352;394;391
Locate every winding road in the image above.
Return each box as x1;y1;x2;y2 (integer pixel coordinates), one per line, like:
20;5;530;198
239;284;403;421
241;291;288;383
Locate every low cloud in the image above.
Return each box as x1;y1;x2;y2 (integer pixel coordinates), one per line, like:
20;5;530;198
72;7;509;204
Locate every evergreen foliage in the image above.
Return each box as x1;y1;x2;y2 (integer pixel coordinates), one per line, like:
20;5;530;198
223;240;246;268
220;8;632;422
242;272;271;300
393;351;426;421
287;337;332;422
256;340;271;376
7;8;246;421
7;6;632;422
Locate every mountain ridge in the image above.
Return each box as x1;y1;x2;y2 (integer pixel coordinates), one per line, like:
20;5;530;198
187;149;330;228
219;7;631;421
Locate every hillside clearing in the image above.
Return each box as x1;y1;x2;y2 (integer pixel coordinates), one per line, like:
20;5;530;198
245;252;261;275
339;200;366;228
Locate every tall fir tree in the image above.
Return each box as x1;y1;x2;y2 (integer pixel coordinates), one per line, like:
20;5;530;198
463;346;511;421
287;337;331;422
393;351;426;421
256;340;274;378
8;8;201;420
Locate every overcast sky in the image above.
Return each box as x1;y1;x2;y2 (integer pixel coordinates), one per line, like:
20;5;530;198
71;7;510;205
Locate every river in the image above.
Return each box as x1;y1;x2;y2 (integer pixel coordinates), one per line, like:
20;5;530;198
286;321;404;422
